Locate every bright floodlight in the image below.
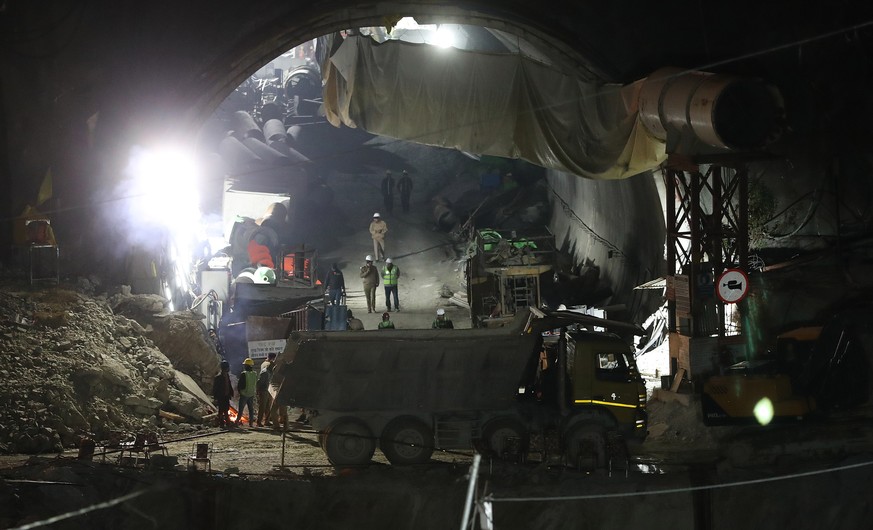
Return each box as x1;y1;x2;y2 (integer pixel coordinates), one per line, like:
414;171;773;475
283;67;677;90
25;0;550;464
127;147;201;227
124;145;204;310
433;25;456;48
753;397;774;425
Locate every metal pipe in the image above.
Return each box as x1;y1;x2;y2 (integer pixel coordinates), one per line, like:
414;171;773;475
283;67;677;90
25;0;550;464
638;67;784;150
263;119;287;142
242;137;291;166
459;454;482;530
230;111;265;141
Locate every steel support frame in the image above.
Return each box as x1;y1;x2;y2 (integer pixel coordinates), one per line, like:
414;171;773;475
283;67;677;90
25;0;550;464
665;162;748;338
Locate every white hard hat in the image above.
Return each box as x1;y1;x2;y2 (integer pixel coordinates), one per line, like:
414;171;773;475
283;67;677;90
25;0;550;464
436;308;445;316
385;258;392;264
254;266;276;284
373;212;381;218
365;255;373;261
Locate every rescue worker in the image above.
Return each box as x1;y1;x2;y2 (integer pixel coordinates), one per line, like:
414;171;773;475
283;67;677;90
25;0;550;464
397;170;413;213
378;312;395;329
360;255;380;313
369;212;388;262
324;263;345;305
259;202;290;246
432;308;454;329
228;215;278;275
347;309;365;330
381;170;395;213
382;258;400;312
256;352;276;427
212;360;233;429
235;358;258;427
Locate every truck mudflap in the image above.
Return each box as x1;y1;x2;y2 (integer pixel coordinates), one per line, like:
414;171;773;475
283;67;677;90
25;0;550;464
629;408;649;442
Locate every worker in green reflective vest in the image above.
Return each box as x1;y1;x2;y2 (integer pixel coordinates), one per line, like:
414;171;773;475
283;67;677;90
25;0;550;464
382;258;400;312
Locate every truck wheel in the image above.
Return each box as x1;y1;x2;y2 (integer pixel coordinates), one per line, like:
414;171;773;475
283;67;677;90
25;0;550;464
380;417;434;465
481;418;529;461
564;424;607;470
322;418;376;466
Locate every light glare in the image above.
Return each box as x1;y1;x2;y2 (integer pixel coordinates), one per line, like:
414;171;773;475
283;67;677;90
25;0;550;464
753;397;774;425
433;26;456;48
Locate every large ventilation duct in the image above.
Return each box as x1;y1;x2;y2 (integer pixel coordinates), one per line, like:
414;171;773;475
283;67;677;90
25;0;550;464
638;67;785;151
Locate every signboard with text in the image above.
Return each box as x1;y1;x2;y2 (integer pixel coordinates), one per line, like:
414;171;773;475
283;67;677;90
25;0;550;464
247;339;286;359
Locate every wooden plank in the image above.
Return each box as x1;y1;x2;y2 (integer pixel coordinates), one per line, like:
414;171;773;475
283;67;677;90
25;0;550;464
670;367;686;392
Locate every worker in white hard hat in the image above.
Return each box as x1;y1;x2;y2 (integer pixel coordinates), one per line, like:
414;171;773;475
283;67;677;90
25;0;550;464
369;212;388;262
432;308;454;329
382;257;400;312
360;254;380;313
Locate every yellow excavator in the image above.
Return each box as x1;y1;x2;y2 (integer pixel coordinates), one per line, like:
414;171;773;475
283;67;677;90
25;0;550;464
702;310;873;425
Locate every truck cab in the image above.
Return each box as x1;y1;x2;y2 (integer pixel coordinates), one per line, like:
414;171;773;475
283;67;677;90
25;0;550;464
566;330;648;441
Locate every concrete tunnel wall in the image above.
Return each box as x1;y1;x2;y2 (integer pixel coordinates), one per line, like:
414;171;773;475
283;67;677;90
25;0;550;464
547;169;667;323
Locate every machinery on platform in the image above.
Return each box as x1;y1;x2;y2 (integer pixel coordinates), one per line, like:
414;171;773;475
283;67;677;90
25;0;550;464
465;228;557;328
273;308;647;467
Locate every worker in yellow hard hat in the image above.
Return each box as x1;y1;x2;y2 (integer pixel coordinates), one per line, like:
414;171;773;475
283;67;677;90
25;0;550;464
235;358;258;427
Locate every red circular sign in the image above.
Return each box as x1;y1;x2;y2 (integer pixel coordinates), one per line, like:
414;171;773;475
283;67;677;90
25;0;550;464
716;268;749;304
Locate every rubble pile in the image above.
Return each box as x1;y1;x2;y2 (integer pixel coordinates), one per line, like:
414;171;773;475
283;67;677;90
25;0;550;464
109;292;221;391
0;283;216;454
644;390;733;447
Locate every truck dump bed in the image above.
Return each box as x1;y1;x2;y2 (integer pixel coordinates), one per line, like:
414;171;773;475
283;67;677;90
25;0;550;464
274;312;537;412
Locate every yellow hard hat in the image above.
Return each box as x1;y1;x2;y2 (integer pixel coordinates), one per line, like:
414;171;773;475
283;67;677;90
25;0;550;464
243;358;255;366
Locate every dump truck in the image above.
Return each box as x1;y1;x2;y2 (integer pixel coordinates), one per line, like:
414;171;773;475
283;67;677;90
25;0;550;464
272;308;648;467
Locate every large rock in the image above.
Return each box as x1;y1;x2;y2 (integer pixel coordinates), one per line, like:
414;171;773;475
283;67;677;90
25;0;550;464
167;388;205;419
123;395;163;416
99;356;135;390
148;312;221;392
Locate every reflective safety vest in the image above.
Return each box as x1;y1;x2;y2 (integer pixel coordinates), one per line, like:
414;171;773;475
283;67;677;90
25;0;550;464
238;369;258;398
378;320;395;329
382;266;399;286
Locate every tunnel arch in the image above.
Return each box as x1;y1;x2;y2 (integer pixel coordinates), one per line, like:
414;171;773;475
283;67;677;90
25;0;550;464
184;1;615;137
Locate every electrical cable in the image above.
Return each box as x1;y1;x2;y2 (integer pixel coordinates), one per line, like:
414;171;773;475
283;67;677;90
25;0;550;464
763;188;824;240
545;180;627;261
9;486;159;530
483;457;873;503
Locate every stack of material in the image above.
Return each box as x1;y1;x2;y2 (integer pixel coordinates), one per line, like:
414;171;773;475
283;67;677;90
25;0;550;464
448;291;469;309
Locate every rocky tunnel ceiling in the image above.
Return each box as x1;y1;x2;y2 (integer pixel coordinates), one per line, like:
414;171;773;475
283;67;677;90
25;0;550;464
3;0;873;284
